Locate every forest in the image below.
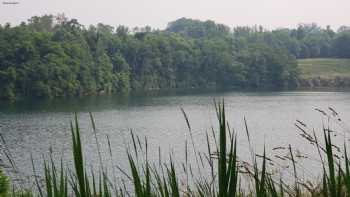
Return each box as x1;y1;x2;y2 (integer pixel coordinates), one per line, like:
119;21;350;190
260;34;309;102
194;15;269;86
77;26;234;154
1;15;350;100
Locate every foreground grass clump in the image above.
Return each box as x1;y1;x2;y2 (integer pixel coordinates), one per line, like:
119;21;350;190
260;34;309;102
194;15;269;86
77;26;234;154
2;102;350;196
0;168;9;196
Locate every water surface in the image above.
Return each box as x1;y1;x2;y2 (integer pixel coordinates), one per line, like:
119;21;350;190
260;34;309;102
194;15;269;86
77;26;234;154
1;90;350;183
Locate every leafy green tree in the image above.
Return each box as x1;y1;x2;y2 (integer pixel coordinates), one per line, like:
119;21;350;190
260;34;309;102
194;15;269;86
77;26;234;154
166;18;230;38
1;15;348;100
333;32;350;58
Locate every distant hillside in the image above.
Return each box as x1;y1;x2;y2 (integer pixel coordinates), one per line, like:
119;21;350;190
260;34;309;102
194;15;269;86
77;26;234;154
298;58;350;87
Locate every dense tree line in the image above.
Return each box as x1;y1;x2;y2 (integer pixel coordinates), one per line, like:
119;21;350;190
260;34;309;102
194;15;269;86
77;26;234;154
0;15;349;100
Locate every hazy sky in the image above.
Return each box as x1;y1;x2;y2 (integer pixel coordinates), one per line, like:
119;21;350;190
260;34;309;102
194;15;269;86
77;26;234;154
0;0;349;30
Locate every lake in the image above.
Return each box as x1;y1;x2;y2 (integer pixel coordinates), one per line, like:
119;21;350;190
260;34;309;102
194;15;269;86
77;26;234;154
1;90;350;185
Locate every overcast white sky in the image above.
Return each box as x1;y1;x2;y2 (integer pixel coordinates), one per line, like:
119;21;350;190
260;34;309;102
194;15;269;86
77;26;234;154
0;0;349;30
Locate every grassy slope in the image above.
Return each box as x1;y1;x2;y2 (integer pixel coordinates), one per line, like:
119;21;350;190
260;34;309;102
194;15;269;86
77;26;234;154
298;58;350;79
